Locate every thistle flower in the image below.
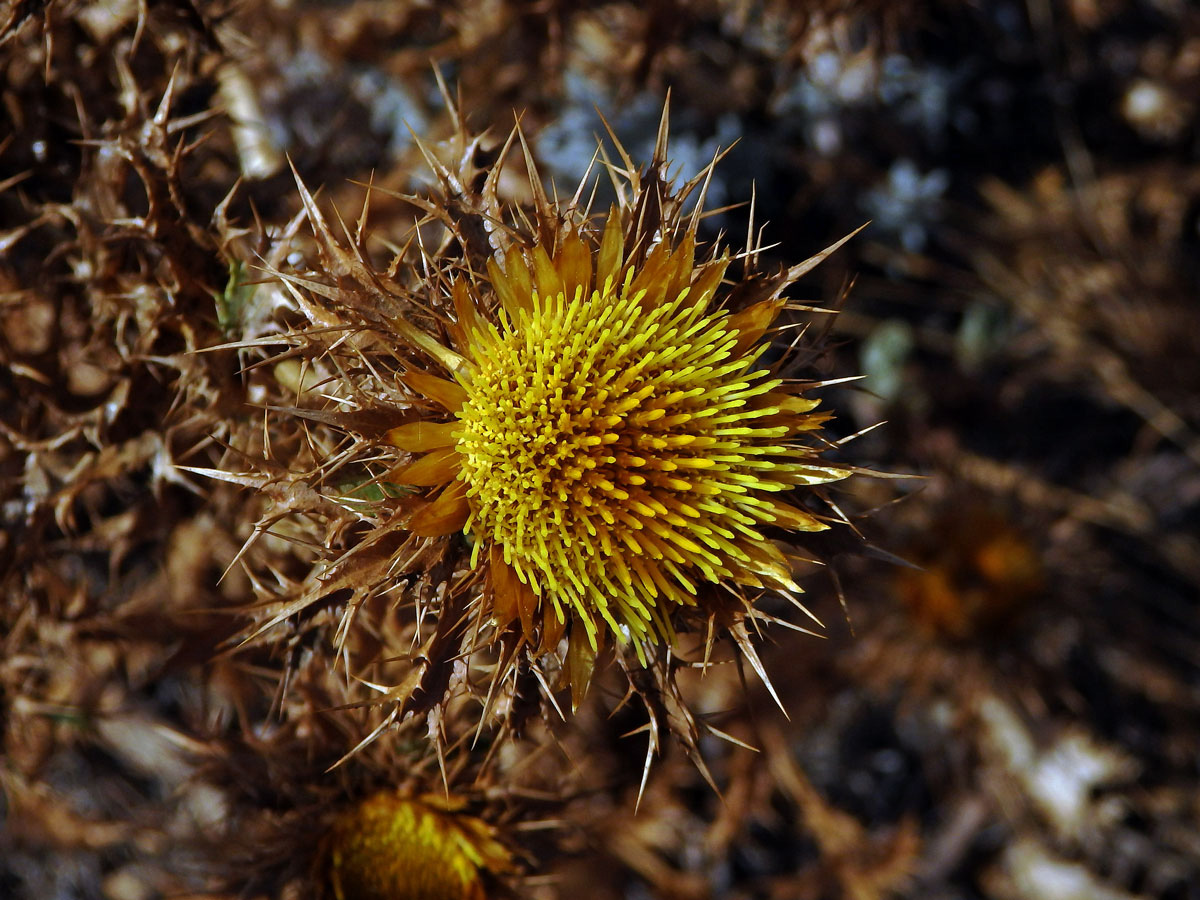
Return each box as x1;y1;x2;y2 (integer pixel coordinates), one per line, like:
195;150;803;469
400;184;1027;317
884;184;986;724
324;790;515;900
223;104;862;768
391;216;848;664
195;653;530;900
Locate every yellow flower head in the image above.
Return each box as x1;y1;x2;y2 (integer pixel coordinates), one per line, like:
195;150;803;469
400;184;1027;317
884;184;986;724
241;116;861;755
324;791;514;900
389;209;848;665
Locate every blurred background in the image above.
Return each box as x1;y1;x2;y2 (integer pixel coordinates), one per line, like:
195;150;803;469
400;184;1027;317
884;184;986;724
2;1;1199;898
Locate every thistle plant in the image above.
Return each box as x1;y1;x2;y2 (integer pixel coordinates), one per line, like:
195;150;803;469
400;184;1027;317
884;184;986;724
215;102;862;777
196;652;527;900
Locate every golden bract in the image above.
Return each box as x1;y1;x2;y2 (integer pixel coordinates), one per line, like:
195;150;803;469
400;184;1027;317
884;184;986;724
389;210;846;657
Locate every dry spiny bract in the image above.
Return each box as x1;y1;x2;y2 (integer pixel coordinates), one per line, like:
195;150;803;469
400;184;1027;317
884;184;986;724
227;104;862;769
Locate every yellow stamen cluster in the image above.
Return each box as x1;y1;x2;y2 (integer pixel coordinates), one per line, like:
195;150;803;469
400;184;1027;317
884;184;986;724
325;792;512;900
453;246;826;648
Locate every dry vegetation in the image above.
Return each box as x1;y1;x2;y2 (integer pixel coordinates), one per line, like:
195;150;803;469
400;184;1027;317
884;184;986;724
3;2;1199;899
